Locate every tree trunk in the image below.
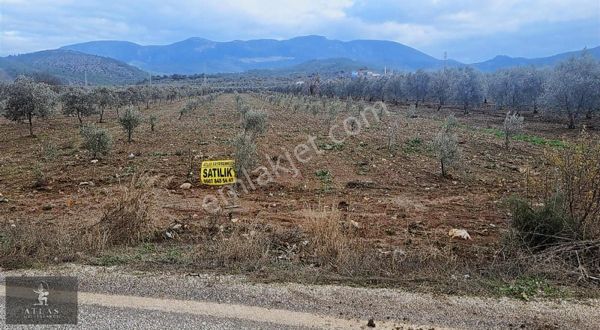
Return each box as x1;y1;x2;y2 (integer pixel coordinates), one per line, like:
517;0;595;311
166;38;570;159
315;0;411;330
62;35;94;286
128;130;132;143
99;107;105;123
27;113;34;136
568;111;576;129
441;160;446;177
77;111;83;125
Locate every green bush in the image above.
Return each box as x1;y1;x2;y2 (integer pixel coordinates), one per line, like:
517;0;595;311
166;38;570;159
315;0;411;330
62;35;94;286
119;107;141;142
242;110;267;137
508;195;572;249
80;125;112;159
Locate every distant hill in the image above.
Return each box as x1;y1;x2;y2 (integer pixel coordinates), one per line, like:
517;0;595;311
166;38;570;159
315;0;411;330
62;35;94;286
471;46;600;71
3;37;597;80
0;49;148;85
244;58;372;77
62;36;460;74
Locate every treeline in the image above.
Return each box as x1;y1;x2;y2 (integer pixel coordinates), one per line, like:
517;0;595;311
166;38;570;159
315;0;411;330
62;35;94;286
0;76;214;136
276;53;600;129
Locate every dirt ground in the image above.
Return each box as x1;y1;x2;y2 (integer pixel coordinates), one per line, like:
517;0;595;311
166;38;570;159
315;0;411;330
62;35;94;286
1;93;598;295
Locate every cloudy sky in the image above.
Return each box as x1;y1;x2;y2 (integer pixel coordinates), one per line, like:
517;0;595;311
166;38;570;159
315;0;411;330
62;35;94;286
1;0;599;62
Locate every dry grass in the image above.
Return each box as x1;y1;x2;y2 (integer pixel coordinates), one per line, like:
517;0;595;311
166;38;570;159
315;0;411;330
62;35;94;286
0;223;75;268
0;174;160;269
196;222;271;271
83;174;159;251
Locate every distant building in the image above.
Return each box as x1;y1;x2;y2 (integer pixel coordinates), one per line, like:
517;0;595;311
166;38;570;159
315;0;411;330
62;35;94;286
351;68;381;78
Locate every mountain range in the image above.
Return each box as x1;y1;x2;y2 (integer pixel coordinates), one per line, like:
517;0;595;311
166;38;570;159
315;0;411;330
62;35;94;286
1;36;598;84
60;36;600;74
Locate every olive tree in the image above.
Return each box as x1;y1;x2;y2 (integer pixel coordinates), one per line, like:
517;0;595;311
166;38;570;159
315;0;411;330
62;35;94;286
432;115;460;177
242;109;267;137
487;67;545;113
92;87;116;123
119;107;142;142
61;88;97;124
521;67;545;114
4;76;55;136
503;112;524;149
430;69;452;111
383;74;406;104
405;70;430;107
451;67;484;114
542;53;600;128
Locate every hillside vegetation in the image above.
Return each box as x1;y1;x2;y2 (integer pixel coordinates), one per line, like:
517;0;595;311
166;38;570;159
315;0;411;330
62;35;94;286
0;50;148;85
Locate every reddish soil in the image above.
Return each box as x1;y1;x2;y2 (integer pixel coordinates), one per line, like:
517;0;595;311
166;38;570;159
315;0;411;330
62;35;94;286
1;93;597;259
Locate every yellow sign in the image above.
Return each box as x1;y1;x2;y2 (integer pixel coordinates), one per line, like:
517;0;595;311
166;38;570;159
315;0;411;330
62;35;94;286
201;160;236;185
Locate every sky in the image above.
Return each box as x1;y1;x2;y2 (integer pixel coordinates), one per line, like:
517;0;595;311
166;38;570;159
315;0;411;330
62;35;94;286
0;0;599;62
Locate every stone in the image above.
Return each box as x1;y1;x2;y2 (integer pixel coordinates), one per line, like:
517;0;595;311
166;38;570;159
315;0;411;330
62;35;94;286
448;228;472;240
180;182;192;189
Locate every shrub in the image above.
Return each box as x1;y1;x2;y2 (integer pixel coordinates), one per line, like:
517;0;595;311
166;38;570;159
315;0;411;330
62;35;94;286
242;110;267;137
149;115;157;131
507;132;600;280
544;131;600;240
119;107;141;142
508;195;571;248
80;125;112;159
503;112;524;148
233;133;257;173
315;169;333;191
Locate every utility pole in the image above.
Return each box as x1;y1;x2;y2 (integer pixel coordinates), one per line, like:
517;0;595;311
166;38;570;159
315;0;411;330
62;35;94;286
443;51;447;70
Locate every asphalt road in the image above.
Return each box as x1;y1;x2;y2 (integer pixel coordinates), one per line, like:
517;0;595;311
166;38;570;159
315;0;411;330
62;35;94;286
0;264;598;329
